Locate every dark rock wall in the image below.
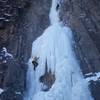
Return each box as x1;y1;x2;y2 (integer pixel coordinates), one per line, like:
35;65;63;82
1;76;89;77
60;0;100;100
60;0;100;74
0;0;51;100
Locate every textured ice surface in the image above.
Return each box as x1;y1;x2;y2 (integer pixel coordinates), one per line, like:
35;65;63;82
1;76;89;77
24;0;93;100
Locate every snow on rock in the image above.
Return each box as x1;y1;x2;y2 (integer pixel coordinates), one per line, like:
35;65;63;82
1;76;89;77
0;17;5;20
0;47;13;63
4;13;12;17
85;72;100;82
0;88;4;94
2;47;13;58
15;91;22;95
24;0;93;100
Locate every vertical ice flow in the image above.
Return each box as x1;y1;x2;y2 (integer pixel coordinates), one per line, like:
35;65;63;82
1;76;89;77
49;0;60;24
24;0;93;100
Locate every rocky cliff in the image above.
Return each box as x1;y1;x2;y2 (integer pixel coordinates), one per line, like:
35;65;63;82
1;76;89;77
0;0;51;100
60;0;100;100
0;0;100;100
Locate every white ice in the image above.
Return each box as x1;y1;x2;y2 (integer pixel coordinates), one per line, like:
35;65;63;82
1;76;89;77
24;0;93;100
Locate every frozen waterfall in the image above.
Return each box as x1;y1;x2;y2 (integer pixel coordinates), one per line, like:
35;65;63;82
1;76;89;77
24;0;93;100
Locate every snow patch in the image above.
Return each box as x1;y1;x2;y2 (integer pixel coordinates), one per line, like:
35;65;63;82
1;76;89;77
85;72;100;82
15;91;22;95
0;88;4;94
2;47;13;58
0;47;13;64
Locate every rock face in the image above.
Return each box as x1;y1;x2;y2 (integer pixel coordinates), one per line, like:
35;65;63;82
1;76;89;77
0;0;100;100
60;0;100;100
0;0;51;100
39;61;55;91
